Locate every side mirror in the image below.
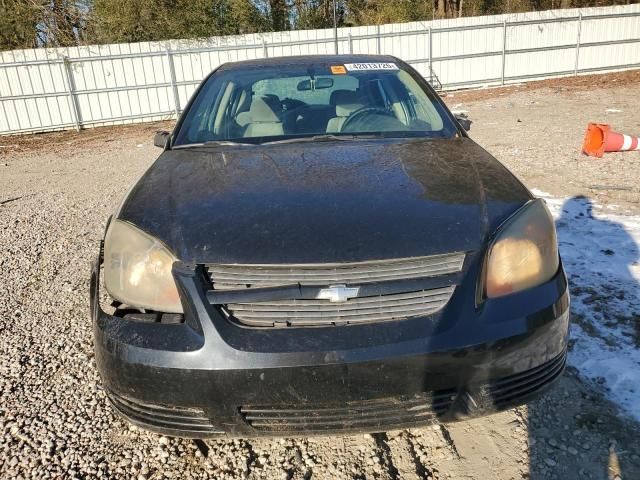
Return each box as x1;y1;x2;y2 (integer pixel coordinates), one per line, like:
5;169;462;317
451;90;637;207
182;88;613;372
454;113;472;132
154;131;170;149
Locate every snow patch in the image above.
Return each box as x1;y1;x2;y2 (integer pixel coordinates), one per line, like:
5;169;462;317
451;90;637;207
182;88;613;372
534;190;640;421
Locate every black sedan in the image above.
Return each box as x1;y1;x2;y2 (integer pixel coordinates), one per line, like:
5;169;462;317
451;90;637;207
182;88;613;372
90;55;569;438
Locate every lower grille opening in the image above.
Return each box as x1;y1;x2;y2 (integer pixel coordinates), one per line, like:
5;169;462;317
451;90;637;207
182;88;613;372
106;390;220;434
240;390;457;433
481;349;567;408
240;351;567;434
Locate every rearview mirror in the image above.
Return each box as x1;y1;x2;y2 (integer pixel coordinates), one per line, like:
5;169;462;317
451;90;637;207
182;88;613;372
297;80;311;91
297;77;334;91
454;113;472;132
154;131;170;149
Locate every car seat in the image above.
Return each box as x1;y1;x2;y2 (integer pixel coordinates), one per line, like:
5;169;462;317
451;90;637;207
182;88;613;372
326;90;364;133
242;96;284;137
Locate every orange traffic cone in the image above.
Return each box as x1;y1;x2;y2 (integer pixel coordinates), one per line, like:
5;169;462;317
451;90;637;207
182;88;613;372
582;123;640;157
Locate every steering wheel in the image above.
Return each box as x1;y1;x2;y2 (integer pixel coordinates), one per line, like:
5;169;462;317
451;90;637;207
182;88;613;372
340;107;395;133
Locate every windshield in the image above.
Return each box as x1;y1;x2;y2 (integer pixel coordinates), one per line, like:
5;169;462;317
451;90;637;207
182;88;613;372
173;60;458;146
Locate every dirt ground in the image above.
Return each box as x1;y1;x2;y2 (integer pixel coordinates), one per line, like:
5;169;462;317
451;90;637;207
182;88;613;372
1;71;639;480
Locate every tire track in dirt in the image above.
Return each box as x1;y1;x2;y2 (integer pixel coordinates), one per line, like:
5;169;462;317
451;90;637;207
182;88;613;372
373;433;401;479
382;431;431;480
405;431;434;479
438;425;461;460
413;412;528;479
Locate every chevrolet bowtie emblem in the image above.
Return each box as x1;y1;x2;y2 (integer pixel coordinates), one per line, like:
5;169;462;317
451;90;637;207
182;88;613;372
316;285;360;303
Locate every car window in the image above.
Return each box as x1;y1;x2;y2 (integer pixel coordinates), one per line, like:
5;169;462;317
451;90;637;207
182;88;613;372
174;60;457;146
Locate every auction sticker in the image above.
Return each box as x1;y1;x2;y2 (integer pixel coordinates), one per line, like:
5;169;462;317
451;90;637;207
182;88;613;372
344;62;398;71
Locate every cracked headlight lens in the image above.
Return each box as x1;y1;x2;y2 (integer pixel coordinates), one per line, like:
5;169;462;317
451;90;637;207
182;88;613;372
103;220;182;313
485;200;559;298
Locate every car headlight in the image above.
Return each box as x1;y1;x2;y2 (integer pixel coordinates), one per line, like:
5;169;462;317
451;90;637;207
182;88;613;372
103;219;183;313
485;199;559;298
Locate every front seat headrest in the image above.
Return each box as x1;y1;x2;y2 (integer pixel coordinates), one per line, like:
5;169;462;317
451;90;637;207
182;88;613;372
249;97;281;122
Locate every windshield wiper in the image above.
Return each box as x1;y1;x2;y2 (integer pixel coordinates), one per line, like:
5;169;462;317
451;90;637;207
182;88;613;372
174;135;384;148
262;134;382;145
173;140;253;149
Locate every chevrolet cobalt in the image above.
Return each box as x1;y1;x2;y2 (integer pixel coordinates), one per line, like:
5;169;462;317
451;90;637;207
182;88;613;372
90;55;569;437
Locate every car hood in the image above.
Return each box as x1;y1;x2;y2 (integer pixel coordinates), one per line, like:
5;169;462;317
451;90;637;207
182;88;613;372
117;138;532;264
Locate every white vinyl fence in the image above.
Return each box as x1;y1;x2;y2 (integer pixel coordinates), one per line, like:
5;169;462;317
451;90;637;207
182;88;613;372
0;4;639;135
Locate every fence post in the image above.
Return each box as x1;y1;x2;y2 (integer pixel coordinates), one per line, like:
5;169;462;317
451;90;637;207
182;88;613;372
348;33;353;54
263;40;268;58
501;20;507;85
165;49;180;116
376;25;381;54
574;12;583;76
62;56;81;131
428;27;433;86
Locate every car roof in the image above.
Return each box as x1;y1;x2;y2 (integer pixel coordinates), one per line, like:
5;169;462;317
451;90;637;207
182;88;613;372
216;54;402;71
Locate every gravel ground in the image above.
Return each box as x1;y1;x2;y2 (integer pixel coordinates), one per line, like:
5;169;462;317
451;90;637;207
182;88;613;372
1;71;639;479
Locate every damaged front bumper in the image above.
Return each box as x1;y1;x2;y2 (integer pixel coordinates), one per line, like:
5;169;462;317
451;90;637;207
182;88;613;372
90;257;570;438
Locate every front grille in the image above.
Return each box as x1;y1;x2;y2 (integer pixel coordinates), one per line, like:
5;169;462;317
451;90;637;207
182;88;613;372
106;390;221;435
207;253;465;290
240;390;457;433
207;253;464;327
226;286;455;327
